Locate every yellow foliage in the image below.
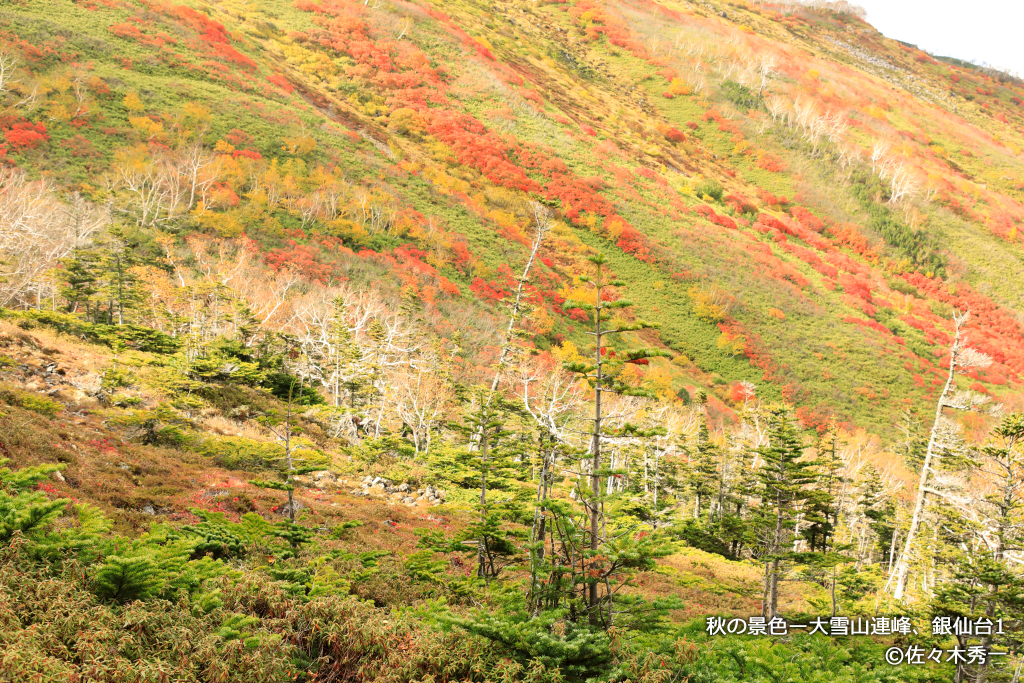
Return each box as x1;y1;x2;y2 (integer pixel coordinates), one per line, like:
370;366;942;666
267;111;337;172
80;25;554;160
717;332;744;356
604;217;626;242
123;90;144;112
529;306;556;336
183;102;212;124
644;365;675;400
552;340;585;365
865;105;886;120
282;135;317;156
389;108;427;138
194;208;244;237
618;364;645;386
129;116;164;139
689;285;727;323
325;218;368;243
668;78;691;96
45;98;73;123
767;307;785;320
560;285;597;306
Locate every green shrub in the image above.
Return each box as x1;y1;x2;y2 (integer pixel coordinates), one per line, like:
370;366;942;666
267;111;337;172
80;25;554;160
1;309;180;353
0;459;69;543
721;80;761;110
0;388;62;417
93;554;163;603
194;436;286;471
694;178;724;202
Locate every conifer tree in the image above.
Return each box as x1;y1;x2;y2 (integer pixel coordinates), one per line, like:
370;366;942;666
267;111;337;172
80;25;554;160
687;393;720;521
857;465;896;568
249;376;323;522
803;426;844;553
562;252;670;627
932;413;1024;683
455;392;523;583
756;407;818;619
97;226;144;325
59;247;100;317
59;226;145;325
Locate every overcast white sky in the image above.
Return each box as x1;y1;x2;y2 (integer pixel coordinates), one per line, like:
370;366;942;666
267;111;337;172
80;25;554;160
855;0;1024;76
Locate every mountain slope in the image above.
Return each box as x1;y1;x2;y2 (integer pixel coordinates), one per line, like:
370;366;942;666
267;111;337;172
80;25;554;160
2;0;1024;428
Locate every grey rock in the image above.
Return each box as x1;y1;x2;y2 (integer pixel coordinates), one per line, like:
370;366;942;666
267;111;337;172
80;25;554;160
280;499;304;517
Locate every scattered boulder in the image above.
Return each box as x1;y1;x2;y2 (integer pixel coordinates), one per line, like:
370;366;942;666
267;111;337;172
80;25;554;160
354;478;445;505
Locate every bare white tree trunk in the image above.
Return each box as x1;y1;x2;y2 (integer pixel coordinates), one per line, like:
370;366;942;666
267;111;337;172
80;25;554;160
890;309;990;600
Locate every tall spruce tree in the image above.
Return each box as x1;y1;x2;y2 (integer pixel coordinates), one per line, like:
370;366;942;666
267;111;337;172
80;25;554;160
931;413;1024;683
687;393;720;521
858;465;896;568
455;392;523;583
803;426;844;553
562;252;670;628
756;407;818;619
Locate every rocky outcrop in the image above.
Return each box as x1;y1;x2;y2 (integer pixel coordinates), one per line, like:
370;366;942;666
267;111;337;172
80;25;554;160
350;476;446;506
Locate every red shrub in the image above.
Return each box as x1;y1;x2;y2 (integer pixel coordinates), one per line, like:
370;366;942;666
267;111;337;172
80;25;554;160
757;153;785;172
664;127;686;142
694;204;737;230
4;121;48;149
758;189;788;206
267;73;294;92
